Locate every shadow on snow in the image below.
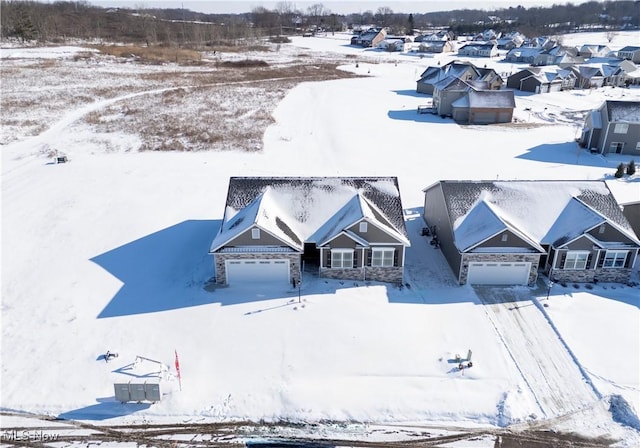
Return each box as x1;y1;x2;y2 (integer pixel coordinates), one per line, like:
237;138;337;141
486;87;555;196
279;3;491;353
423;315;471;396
57;397;151;421
387;109;451;123
92;220;221;319
517;142;640;168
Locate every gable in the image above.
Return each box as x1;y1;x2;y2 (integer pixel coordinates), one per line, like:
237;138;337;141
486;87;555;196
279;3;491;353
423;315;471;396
212;177;409;253
433;180;639;252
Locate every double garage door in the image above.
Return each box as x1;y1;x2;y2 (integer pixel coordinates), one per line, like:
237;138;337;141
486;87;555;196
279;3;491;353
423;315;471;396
225;259;289;285
467;262;531;285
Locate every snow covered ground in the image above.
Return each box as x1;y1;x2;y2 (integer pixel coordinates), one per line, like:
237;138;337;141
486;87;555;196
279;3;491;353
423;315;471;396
1;31;639;445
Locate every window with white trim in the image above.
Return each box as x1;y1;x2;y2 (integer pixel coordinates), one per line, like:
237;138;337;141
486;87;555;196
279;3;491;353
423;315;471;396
251;228;260;239
359;221;368;232
372;248;395;267
636;142;640;151
614;123;629;134
610;142;624;153
603;250;628;268
598;224;606;234
501;233;508;242
331;249;353;268
564;251;589;269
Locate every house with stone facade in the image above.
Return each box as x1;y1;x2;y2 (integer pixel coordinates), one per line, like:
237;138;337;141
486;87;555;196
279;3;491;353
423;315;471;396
422;180;639;286
210;177;410;286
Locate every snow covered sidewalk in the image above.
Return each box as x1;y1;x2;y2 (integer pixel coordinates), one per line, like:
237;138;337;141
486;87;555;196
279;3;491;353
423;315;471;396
476;286;600;420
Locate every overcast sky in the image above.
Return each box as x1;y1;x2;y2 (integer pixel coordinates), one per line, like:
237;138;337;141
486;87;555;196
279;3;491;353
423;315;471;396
90;0;563;14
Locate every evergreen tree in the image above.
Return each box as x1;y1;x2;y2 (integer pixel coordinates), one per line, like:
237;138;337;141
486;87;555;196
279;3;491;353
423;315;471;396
626;160;636;176
13;4;37;42
407;13;415;35
614;163;626;178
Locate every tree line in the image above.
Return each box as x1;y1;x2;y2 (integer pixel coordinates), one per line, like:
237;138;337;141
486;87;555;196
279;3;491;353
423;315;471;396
1;0;638;46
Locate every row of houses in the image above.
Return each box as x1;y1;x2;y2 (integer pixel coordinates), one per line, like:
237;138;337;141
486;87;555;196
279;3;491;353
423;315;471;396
208;177;640;288
415;59;640;128
507;60;639;93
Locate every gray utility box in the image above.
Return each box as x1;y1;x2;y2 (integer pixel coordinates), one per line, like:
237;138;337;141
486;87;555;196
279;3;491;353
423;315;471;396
114;382;162;403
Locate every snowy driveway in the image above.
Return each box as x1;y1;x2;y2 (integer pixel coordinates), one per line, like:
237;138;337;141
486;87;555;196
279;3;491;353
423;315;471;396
475;287;601;420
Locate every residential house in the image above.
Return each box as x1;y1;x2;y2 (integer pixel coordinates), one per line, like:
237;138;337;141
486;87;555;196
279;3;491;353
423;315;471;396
377;37;411;52
422;180;640;285
209;177;410;286
533;46;583;66
497;33;525;50
457;42;498;58
579;100;640;155
352;27;387;48
432;77;488;116
506;67;563;93
417;40;456;54
617;46;640;63
504;46;544;64
571;65;606;89
416;60;479;94
579;44;612;58
451;89;515;124
477;67;505;90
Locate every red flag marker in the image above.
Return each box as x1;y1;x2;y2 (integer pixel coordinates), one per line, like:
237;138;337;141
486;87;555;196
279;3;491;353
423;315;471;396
175;350;182;391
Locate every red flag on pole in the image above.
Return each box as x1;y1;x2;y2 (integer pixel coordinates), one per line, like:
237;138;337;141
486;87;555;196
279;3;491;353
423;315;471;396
174;350;182;391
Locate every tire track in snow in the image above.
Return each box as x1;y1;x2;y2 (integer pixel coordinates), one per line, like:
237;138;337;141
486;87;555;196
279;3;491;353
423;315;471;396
476;287;600;421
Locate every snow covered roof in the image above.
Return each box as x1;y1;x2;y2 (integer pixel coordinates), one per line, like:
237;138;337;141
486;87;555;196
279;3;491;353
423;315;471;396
466;90;515;109
604;100;640;123
428;180;639;251
454;198;544;253
418;61;478;84
210;177;409;252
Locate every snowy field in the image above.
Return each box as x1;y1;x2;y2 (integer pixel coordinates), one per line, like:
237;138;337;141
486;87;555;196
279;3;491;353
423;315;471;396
1;31;640;445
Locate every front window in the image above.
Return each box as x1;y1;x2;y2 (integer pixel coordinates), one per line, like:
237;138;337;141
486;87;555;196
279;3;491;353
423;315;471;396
372;248;395;267
564;251;589;270
603;250;628;268
614;123;629;134
251;228;260;239
331;250;353;268
610;142;624;153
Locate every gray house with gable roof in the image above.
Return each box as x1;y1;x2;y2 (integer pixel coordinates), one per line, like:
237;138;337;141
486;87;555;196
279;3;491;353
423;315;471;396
210;177;410;286
579;100;640;155
422;180;640;286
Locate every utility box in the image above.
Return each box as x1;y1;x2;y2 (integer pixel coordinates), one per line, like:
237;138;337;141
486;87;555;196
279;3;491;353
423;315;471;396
129;383;146;402
114;383;131;403
144;383;161;402
114;382;162;403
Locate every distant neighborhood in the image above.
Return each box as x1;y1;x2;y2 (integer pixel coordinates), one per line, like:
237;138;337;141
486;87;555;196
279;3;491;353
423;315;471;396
350;26;640;136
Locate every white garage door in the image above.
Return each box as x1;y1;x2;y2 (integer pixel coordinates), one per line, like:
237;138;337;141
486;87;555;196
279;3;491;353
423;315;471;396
225;259;289;285
467;262;530;285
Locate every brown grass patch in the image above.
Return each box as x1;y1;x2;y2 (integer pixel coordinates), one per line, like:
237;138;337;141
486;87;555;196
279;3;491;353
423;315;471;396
218;59;269;68
93;45;203;65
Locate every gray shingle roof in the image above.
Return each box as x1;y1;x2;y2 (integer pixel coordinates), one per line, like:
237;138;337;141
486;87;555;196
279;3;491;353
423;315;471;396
433;180;637;247
223;177;409;240
605;100;640;123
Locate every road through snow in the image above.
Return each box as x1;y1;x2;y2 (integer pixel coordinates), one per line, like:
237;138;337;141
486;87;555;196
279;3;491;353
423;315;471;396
476;287;601;420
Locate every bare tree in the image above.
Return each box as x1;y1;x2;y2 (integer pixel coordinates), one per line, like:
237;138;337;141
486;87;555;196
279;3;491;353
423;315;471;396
375;6;393;26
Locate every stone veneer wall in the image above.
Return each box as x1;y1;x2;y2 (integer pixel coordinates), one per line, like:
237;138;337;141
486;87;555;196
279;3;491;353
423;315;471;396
319;267;364;281
365;266;403;283
318;266;404;283
551;268;631;284
214;252;301;285
459;253;540;286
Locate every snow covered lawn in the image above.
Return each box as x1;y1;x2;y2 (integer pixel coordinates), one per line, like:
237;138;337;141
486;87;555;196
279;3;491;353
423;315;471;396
1;31;639;445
